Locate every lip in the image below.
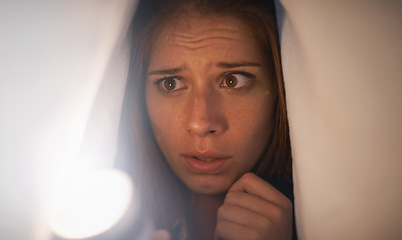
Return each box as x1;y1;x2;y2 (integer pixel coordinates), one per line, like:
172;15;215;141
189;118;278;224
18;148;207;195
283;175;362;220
181;150;231;174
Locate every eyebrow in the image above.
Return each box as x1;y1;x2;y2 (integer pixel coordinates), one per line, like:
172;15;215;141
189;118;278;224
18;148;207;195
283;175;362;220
216;61;262;69
147;67;184;76
147;62;261;76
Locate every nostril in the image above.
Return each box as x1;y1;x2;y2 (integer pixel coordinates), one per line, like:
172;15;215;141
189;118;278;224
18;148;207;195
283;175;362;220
185;103;226;136
186;126;218;136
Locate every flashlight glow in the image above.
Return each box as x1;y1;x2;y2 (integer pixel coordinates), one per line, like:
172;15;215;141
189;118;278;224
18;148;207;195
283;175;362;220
49;169;134;239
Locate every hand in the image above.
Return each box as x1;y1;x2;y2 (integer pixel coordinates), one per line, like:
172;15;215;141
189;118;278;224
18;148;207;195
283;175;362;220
152;229;171;240
214;172;293;240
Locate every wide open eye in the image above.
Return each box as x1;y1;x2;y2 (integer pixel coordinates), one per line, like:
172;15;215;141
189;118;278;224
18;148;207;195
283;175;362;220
155;77;186;93
220;72;253;89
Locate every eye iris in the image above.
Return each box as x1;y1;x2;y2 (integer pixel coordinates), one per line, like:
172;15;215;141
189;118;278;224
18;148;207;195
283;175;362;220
164;79;176;90
225;75;238;88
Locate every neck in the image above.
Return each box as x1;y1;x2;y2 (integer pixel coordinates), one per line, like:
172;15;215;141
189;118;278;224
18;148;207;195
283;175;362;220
188;192;225;240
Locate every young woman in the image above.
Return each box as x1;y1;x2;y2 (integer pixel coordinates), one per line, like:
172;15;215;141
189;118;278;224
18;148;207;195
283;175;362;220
117;0;295;239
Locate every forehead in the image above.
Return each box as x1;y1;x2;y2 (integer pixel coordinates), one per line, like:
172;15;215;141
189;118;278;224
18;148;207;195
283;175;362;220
165;13;244;35
150;13;265;67
158;13;253;44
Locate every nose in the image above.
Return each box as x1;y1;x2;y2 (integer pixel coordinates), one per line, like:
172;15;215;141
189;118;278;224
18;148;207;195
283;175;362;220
186;90;227;137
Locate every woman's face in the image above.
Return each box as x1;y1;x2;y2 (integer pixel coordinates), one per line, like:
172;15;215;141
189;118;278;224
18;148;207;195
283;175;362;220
145;14;274;194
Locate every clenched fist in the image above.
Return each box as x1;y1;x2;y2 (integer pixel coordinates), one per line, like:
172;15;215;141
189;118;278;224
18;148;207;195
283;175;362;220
214;173;293;240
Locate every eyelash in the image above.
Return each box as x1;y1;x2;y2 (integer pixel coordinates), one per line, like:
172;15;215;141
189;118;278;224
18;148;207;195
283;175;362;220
220;71;255;89
153;71;255;94
153;76;186;95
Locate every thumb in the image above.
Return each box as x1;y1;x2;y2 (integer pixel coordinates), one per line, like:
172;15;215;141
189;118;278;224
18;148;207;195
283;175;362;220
152;229;171;240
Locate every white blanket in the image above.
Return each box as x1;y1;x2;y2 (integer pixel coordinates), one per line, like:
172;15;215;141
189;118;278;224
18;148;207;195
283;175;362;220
276;0;402;239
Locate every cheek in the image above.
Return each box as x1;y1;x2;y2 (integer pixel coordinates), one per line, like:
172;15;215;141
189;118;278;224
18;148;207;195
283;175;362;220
230;92;273;131
230;97;274;159
145;93;182;151
146;87;162;138
147;104;167;139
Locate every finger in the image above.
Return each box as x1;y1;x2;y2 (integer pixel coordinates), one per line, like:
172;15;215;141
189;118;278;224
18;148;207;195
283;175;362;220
228;172;290;208
152;229;171;240
216;203;293;240
224;190;292;220
217;203;272;231
214;221;261;240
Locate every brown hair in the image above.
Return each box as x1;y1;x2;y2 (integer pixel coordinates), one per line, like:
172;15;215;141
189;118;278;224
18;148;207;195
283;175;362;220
117;0;292;230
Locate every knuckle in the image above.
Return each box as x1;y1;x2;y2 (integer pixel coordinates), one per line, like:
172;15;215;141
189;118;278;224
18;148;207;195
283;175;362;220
258;215;274;231
216;204;227;216
224;190;243;204
262;213;274;224
270;205;289;223
224;190;236;200
214;221;227;233
242;172;255;180
275;197;293;218
282;197;293;210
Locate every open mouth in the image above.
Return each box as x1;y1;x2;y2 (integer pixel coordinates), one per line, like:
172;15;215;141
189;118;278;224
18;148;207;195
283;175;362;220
193;156;219;162
182;152;230;174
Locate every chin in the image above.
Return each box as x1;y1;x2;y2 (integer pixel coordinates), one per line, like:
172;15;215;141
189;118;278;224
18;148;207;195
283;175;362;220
183;175;233;195
188;185;226;195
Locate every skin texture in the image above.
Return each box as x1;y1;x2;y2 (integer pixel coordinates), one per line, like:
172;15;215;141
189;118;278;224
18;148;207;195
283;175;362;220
146;13;274;195
146;13;292;240
214;172;292;240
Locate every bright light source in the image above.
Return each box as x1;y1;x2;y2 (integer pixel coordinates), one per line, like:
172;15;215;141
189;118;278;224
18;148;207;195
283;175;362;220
49;169;135;239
